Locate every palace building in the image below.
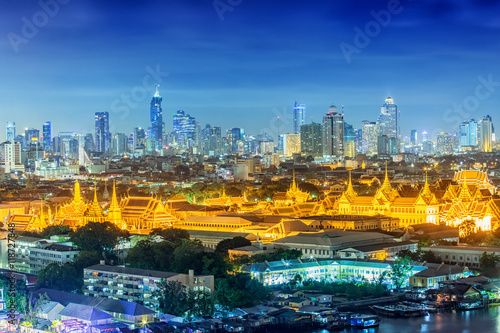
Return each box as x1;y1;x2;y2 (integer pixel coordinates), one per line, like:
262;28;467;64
336;167;439;227
335;167;500;231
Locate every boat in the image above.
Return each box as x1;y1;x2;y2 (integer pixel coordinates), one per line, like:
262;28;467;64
370;304;428;318
401;301;438;313
458;300;484;311
350;314;380;328
325;320;346;331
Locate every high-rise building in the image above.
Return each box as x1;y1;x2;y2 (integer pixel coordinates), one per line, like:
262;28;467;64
361;121;381;155
377;135;398;157
150;85;163;151
3;141;22;173
84;133;95;153
59;132;78;158
458;119;478;148
6;122;15;141
42;121;52;152
112;133;129;156
95;112;110;153
322;104;344;157
283;134;301;156
378;97;398;139
478;115;493;152
422;131;429;143
133;127;146;149
410;130;417;146
173;110;197;149
227;128;243;153
293;102;306;134
25;128;40;147
300;123;323;157
344;123;356;143
436;132;454;155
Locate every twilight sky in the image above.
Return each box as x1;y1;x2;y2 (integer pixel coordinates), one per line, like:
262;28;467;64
1;0;500;142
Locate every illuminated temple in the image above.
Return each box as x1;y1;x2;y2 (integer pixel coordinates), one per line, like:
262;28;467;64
335;168;500;231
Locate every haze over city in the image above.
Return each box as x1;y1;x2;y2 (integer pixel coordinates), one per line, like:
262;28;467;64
2;0;500;140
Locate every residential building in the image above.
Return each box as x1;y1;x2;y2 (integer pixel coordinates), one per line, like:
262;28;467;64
300;123;322;157
293;102;306;134
83;264;214;312
322;104;344;158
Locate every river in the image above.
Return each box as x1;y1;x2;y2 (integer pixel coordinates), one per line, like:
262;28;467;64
309;307;500;333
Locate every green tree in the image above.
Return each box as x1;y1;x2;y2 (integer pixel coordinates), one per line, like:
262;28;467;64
154;280;189;316
36;263;80;292
215;236;251;256
70;221;124;253
151;228;190;245
40;225;72;239
172;239;205;274
126;239;158;270
459;219;476;239
480;252;500;271
390;256;413;289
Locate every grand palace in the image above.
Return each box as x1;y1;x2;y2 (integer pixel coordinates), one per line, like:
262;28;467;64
4;168;500;238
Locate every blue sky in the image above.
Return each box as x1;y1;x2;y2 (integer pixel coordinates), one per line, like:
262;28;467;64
1;0;500;141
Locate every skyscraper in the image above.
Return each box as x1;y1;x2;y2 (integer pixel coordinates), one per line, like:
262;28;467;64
322;104;344;157
283;134;301;156
361;121;381;155
293;102;306;134
300;123;323;157
173;110;197;149
95;112;110;153
478;115;493;152
458;119;478;148
378;97;398;140
410;130;417;146
6;122;15;141
25;128;40;147
42;121;52;152
228;128;243;153
150;85;163;151
436;132;454;155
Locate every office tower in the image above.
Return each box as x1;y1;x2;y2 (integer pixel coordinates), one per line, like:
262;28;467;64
478;115;493;152
112;133;129;156
59;132;78;158
344;141;356;158
300;123;323;157
95;112;110;153
322;104;344;157
377;135;398;157
51;136;60;154
83;133;95;153
436;132;454;155
25;128;40;147
283;134;300;156
6;122;15;141
410;130;417;146
355;128;362;152
378;97;398;139
150;85;163;151
344;123;356;143
42;121;52;152
227;128;243;153
208;126;222;156
173;110;197;149
293;102;306;134
3;141;22;173
133;127;146;149
361;121;381;155
421;131;429;143
458;119;478;148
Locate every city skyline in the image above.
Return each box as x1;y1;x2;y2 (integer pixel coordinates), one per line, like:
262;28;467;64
1;0;500;140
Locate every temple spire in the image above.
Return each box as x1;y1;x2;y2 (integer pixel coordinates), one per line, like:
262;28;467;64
108;180;122;225
88;181;104;218
380;161;393;193
345;170;357;198
73;180;83;206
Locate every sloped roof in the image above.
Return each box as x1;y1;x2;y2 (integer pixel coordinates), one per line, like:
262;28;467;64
59;303;114;321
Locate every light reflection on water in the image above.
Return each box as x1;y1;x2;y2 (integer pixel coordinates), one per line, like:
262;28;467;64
309;307;500;333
